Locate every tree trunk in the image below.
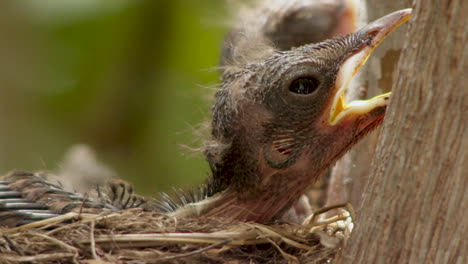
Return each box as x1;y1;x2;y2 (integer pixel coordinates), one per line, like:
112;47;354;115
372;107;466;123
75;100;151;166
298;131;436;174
340;0;467;263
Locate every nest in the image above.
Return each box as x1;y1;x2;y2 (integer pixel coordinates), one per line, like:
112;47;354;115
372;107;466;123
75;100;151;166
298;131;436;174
0;206;352;264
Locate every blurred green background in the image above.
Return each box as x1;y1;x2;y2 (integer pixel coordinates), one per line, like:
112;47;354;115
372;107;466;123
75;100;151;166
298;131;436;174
0;0;227;195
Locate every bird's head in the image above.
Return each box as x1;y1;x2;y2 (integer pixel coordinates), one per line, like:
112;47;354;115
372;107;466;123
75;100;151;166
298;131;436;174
175;9;411;222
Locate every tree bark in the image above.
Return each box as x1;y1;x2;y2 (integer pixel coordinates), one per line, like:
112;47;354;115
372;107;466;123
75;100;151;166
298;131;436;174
340;0;467;263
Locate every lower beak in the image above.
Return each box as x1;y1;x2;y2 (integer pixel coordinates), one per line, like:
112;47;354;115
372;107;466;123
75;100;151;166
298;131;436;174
329;9;412;125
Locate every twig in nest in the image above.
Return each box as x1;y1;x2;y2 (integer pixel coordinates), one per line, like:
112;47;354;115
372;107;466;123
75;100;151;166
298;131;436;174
78;195;88;216
246;223;313;251
29;232;78;253
266;238;299;264
90;220;100;260
45;212;120;235
82;232;251;249
155;239;233;261
1;252;75;262
2;234;24;256
3;212;79;234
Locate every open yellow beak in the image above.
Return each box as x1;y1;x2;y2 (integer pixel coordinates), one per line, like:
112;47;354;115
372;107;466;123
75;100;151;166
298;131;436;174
329;9;411;125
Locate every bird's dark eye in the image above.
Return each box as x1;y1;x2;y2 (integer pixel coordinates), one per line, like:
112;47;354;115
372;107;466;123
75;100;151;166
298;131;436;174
288;77;320;95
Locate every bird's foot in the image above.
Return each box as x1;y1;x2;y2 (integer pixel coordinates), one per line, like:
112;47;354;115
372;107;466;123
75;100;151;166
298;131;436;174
303;203;355;249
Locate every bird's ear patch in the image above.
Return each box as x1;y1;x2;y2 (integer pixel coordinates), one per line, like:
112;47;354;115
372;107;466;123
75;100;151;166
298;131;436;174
264;131;300;169
272;133;296;156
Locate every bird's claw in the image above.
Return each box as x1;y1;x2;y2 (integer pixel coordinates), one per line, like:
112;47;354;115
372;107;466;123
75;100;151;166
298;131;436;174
303;203;355;248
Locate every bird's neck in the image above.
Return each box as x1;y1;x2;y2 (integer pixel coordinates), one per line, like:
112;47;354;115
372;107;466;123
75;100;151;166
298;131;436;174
173;149;326;222
201;189;297;222
200;182;309;222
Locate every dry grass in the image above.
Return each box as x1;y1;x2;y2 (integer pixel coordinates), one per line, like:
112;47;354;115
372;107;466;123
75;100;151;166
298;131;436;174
0;207;352;264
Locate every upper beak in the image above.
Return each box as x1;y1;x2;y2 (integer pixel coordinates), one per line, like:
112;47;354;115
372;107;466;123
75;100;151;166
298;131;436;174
329;9;412;125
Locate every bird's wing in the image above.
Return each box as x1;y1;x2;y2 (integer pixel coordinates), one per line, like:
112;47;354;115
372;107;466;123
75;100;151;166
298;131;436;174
0;171;148;227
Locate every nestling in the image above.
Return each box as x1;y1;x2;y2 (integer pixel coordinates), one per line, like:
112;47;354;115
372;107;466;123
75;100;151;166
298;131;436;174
0;3;411;226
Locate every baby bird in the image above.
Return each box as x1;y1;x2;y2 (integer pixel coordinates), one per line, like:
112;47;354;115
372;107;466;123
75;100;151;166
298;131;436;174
0;1;410;226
